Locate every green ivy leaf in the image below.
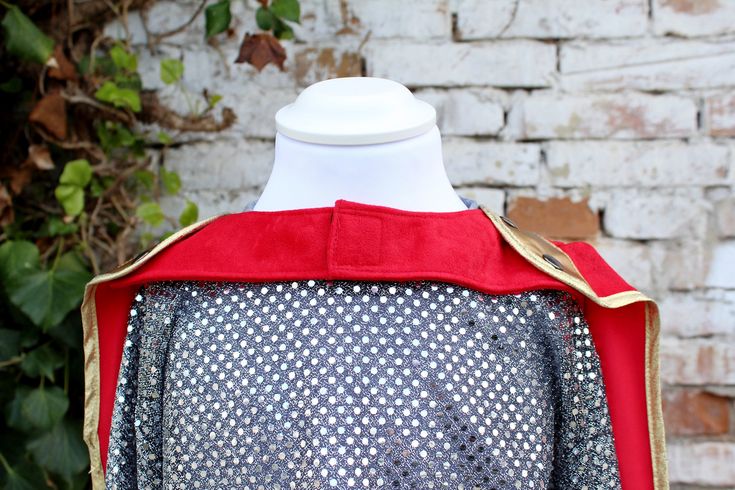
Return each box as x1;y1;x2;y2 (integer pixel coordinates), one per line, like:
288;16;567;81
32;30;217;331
273;16;294;40
5;387;34;433
59;159;92;187
0;328;21;361
179;200;198;227
136;202;165;227
134;170;155;190
37;216;79;237
160;58;184;85
94;80;141;112
55;159;91;216
54;184;84;216
160;167;181;195
207;93;223;108
205;0;231;38
26;418;88;479
21;386;69;431
20;344;65;382
0;241;39;285
3;248;92;331
0;459;48;490
270;0;300;23
256;7;274;30
157;131;173;145
108;43;138;72
1;5;55;65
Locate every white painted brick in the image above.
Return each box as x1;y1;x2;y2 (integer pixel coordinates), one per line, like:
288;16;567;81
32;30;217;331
226;87;299;139
706;92;735;137
667;442;735;486
152;85;296;141
589;237;655;294
560;39;735;91
602;188;710;239
414;88;506;136
659;289;735;338
164;139;273;191
512;92;697;139
454;0;647;40
347;0;451;39
653;0;735;37
455;187;506;214
660;337;735;385
290;0;348;42
443;138;541;186
649;238;709;291
705;240;735;289
294;0;451;41
365;40;557;88
546;141;731;187
714;195;735;237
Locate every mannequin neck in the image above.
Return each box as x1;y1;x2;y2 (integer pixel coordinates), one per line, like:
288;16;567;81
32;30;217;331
253;125;467;212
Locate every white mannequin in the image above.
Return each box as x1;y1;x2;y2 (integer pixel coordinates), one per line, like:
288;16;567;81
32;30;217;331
253;77;468;212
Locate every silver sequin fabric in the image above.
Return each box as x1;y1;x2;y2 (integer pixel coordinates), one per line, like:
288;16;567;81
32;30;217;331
105;278;621;489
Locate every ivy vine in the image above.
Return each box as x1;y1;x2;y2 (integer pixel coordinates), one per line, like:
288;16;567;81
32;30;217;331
0;0;301;487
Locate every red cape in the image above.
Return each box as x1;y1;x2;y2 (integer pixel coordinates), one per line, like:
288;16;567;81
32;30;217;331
81;198;667;489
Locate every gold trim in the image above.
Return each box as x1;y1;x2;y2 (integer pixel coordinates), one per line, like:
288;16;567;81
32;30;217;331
80;213;228;489
81;282;105;489
646;301;669;489
479;204;669;489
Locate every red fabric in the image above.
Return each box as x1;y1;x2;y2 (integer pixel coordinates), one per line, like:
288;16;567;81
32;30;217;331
92;198;654;488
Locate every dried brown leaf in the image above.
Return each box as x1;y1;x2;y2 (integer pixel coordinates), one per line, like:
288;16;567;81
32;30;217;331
27;144;55;170
29;90;67;140
48;45;78;81
0;184;14;226
235;32;286;72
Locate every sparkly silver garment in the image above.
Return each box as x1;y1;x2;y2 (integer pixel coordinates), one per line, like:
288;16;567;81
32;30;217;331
105;279;621;490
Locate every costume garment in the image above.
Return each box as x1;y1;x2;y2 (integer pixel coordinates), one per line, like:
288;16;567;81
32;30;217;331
80;195;667;489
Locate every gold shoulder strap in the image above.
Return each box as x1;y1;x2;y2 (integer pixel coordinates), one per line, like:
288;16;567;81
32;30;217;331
478;204;653;309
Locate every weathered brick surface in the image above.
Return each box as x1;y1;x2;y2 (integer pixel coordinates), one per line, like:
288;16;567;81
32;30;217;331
706;92;735;137
443;138;540;186
453;0;647;39
560;39;735;91
511;92;698;139
103;1;735;485
364;40;557;87
603;188;709;239
667;443;735;487
545;141;730;187
662;389;731;436
653;0;735;37
660;337;735;385
658;290;735;337
415;88;506;136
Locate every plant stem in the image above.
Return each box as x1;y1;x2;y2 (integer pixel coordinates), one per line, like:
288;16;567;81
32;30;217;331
0;452;13;474
51;236;65;271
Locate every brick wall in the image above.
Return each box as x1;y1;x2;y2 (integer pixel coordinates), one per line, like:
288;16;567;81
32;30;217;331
105;1;735;486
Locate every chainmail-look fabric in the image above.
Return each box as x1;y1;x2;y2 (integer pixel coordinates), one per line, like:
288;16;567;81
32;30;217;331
105;278;621;490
